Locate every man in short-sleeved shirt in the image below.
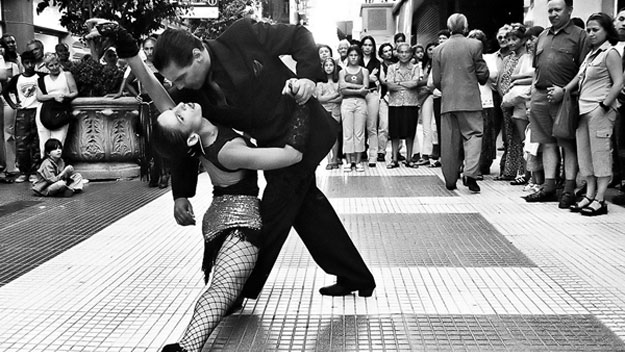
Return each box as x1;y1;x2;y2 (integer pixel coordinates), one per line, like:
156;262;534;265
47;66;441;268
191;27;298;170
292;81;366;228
524;0;589;208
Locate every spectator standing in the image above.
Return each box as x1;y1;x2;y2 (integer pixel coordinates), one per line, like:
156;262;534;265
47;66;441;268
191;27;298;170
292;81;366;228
339;45;369;172
613;8;625;206
35;53;78;156
2;50;43;183
337;39;350;69
565;13;622;215
432;13;489;192
523;0;589;209
385;42;421;169
316;57;342;169
0;35;21;180
468;29;498;179
377;42;394;162
359;36;381;167
26;39;48;74
55;43;75;72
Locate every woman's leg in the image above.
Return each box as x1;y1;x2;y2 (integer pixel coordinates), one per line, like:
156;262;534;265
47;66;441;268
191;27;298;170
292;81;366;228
365;91;379;165
390;139;399;162
178;230;259;352
421;96;434;158
596;176;610;201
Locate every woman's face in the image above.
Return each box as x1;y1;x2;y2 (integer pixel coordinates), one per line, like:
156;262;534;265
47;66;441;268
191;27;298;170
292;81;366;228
159;102;203;136
361;39;374;56
526;35;538;52
381;45;393;60
414;47;424;60
397;45;412;63
586;20;608;47
323;60;335;75
45;59;61;75
507;35;524;52
427;45;435;57
319;47;331;61
3;36;16;52
347;50;360;66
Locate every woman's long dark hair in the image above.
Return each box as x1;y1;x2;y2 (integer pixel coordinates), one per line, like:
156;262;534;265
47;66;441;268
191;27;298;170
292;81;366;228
587;12;619;46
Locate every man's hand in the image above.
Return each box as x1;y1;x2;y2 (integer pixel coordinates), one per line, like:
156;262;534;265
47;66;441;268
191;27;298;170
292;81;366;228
84;18;112;40
547;86;565;104
174;198;196;226
282;78;315;105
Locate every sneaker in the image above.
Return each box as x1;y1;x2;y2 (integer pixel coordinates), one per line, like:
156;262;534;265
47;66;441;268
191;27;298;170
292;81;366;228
343;164;352;172
368;162;377;167
355;163;365;172
558;191;576;209
28;174;38;183
14;174;27;183
429;160;441;168
523;182;536;192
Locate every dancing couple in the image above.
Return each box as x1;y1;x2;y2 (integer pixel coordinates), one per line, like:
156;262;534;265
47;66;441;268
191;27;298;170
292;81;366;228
86;17;376;352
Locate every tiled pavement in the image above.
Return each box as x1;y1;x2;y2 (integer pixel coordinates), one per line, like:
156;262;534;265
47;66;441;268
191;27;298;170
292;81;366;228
1;160;625;351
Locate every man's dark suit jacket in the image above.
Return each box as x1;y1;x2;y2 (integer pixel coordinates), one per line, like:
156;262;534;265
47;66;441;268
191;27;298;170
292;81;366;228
170;19;337;199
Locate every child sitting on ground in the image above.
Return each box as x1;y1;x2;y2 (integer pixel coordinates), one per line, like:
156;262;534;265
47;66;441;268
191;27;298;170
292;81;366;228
32;138;83;196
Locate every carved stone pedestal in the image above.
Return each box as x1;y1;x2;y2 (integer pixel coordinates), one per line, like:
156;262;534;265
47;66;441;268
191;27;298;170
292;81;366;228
64;97;143;180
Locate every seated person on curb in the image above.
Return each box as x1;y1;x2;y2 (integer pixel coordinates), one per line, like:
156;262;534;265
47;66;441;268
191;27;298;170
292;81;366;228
152;101;303;352
32;138;83;197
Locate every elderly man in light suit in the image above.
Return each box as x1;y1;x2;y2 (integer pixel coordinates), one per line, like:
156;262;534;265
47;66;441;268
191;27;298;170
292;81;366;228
432;13;490;192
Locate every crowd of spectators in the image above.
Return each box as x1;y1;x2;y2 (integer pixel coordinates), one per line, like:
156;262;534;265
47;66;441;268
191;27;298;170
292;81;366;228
314;0;625;215
0;33;170;191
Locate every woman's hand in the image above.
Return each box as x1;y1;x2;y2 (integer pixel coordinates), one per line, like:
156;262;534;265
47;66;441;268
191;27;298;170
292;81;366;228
174;198;196;226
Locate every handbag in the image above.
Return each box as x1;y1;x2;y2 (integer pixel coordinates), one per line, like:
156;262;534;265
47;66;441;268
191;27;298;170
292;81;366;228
552;89;579;140
38;75;74;130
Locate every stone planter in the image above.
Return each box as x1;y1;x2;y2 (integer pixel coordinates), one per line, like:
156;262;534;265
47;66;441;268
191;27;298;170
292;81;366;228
64;97;144;180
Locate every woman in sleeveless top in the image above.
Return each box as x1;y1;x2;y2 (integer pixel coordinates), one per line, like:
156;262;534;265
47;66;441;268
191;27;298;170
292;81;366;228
35;53;78;157
564;13;623;216
339;45;369;172
153;102;303;352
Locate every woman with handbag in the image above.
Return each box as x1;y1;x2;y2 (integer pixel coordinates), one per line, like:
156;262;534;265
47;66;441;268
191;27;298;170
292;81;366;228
562;13;623;216
35;53;78;157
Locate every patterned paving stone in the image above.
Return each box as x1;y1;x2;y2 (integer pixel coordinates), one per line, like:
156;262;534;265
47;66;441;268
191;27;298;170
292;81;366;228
205;314;625;352
340;213;536;267
320;176;456;198
0;180;169;286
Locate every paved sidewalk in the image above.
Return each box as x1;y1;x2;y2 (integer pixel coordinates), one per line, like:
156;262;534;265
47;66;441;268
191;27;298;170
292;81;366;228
1;162;625;351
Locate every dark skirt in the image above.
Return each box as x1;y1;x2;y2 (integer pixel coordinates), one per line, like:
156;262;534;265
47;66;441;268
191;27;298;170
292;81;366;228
389;105;419;139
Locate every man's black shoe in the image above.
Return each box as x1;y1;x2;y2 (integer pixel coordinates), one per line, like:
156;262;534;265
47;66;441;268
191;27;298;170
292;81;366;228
398;154;406;161
558;191;576;209
464;176;480;192
446;184;457;190
377;153;385;162
319;283;374;297
524;189;557;202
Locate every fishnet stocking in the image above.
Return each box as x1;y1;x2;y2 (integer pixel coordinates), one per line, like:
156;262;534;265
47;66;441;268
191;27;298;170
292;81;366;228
179;229;259;352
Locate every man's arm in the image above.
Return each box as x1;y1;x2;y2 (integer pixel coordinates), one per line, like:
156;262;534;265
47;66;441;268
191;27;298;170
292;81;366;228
431;49;442;90
220;139;303;170
474;43;490;86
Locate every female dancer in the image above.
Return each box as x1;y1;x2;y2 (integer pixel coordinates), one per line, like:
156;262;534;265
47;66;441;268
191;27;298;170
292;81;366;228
155;101;303;352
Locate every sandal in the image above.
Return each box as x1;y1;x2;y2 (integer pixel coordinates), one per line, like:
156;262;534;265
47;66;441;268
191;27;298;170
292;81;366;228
510;175;528;185
429;160;441;168
386;161;399;169
570;196;593;213
405;161;419;168
581;199;608;216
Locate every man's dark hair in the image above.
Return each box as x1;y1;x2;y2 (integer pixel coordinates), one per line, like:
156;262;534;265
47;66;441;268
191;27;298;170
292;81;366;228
153;29;204;71
20;50;36;62
524;26;544;39
587;12;619;46
151;114;193;161
571;17;585;29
